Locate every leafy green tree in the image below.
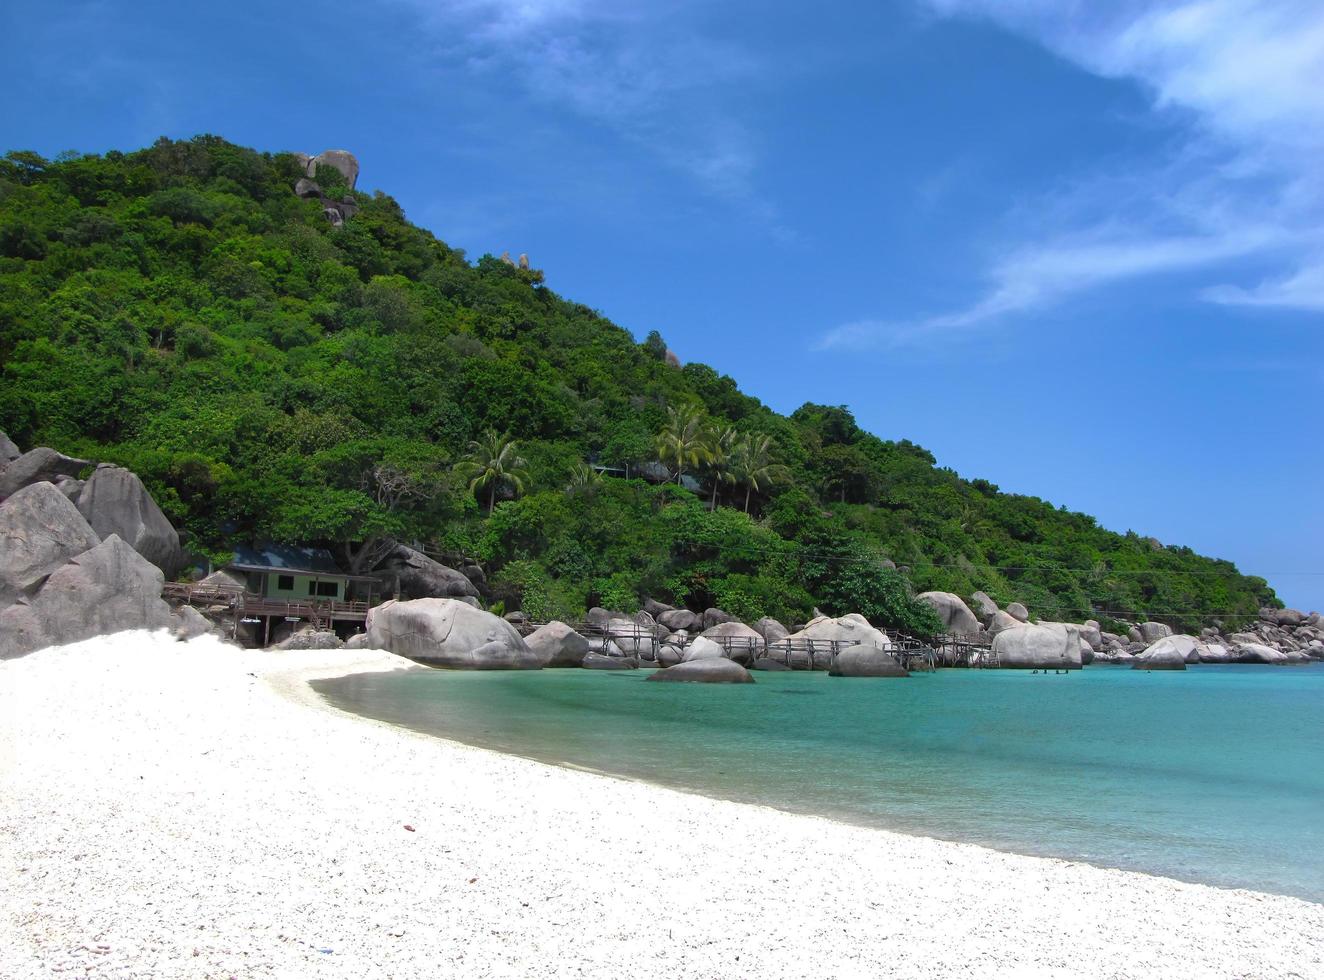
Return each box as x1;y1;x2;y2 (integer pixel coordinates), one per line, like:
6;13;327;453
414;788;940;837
457;430;529;514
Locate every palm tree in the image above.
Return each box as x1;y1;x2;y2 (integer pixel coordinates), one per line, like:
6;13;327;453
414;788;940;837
655;404;712;485
730;433;789;513
566;461;603;493
456;430;528;514
704;424;738;510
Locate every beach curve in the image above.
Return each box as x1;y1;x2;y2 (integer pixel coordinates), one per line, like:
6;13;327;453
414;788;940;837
2;631;1321;979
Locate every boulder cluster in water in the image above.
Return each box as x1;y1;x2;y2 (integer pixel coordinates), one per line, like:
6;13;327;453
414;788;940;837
910;589;1322;670
3;427;1318;675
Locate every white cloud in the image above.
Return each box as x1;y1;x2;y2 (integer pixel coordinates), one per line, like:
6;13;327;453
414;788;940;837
824;0;1324;348
398;0;771;208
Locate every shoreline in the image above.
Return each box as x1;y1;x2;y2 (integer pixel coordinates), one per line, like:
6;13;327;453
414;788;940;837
3;631;1322;978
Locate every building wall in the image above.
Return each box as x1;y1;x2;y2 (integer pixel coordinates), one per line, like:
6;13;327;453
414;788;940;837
262;573;344;601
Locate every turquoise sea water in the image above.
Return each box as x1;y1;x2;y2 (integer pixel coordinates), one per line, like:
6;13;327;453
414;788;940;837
314;664;1324;902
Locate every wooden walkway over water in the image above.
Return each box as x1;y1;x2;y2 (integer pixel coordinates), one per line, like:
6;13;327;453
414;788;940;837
514;619;997;671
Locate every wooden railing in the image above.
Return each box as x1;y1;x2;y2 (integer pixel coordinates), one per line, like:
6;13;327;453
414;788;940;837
162;582;370;629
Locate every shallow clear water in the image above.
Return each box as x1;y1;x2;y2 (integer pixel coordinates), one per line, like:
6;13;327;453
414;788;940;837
314;664;1324;902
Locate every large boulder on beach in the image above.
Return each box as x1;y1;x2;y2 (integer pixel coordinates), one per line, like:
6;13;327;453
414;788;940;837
749;657;791;671
786;613;890;649
0;481;102;607
647;658;754;684
0;447;91;500
1137;635;1198;667
0;429;19;463
171;604;216;641
1133;641;1187;670
916;592;981;634
751;617;789;644
681;636;726;662
1194;643;1233;664
828;644;909;678
701;607;735;629
375;544;479;600
700;621;764;663
1138;622;1173;643
525;621;590;667
657;608;701;632
1005;602;1030;623
75;464;181;575
1235;643;1292;664
988;610;1022;634
991;623;1082;669
971;591;999;626
607;617;658;659
364;597;539;669
0;535;174;660
274;627;344;651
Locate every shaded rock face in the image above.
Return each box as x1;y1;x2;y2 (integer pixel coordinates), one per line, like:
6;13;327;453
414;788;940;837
274;628;344;651
75;464;181;575
0;429;20;463
971;591;999;625
681;636;726;662
647;658;754;684
1133;645;1187;670
607;617;658;659
525;621;590;667
0;536;174;660
1195;643;1232;664
1275;608;1305;627
751;617;789;644
828;645;909;678
657;608;701;632
916;592;981;634
0;447;91;500
991;624;1082;669
643;597;674;618
364;598;539;669
783;614;890;651
699;621;764;664
375;544;479;600
702;607;735;629
749;657;791;671
171;605;215;641
1139;622;1173;643
1137;635;1198;668
1236;643;1292;665
989;610;1021;635
1005;602;1030;623
0;481;102;607
582;652;638;670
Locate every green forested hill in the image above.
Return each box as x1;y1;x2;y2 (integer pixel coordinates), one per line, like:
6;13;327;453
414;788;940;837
0;137;1278;632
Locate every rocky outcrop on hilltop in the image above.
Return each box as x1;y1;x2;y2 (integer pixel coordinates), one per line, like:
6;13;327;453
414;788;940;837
291;149;361;226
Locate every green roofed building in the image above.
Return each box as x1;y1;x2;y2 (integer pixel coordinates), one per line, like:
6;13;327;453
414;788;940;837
224;543;379;606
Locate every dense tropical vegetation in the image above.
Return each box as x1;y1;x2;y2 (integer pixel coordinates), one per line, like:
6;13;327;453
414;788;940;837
0;137;1279;632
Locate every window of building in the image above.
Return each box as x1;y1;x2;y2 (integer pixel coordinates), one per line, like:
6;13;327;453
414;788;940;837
277;574;294;591
316;581;339;597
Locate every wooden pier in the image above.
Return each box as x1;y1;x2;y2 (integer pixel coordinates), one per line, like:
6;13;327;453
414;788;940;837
162;581;369;643
513;619;969;672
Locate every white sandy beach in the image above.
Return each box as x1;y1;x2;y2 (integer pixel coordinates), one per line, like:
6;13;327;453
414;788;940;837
2;632;1321;979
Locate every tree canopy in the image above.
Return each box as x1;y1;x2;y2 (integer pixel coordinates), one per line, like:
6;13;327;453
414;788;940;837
0;137;1278;632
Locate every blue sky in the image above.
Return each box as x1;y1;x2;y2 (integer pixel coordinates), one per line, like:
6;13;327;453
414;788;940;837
4;0;1321;610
